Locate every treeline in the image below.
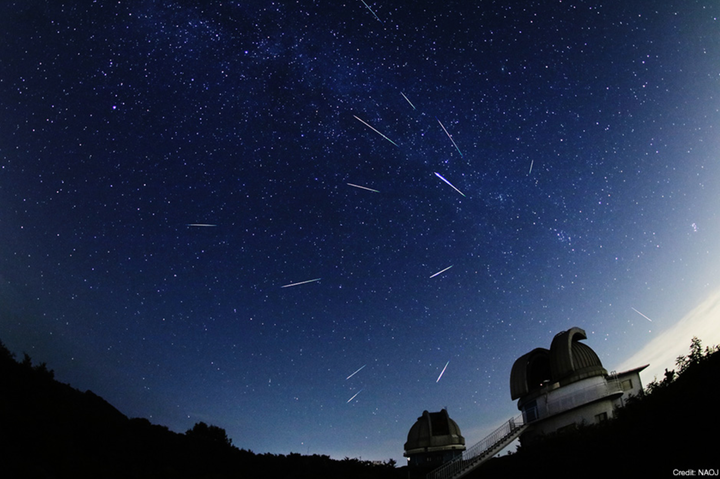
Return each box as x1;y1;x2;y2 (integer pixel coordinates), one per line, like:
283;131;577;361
0;340;403;479
474;337;720;477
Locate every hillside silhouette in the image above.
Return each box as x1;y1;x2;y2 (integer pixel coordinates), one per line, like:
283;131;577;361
2;338;718;478
471;337;720;477
0;340;403;479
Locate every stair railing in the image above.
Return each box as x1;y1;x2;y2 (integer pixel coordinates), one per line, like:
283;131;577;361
427;413;526;479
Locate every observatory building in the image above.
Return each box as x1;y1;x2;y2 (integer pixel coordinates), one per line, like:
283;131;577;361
510;326;647;443
401;327;647;479
403;409;466;479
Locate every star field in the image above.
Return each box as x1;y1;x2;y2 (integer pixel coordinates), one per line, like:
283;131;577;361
2;0;720;462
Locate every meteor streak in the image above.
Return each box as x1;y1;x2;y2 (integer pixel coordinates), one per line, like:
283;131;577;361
353;115;399;147
429;265;453;278
347;389;364;403
434;172;466;197
359;0;382;23
281;278;321;288
346;364;366;380
400;92;416;110
631;307;653;322
436;361;450;383
437;118;464;157
347;183;380;193
528;159;534;175
187;223;217;227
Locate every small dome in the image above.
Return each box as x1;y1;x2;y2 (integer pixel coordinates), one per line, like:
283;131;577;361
404;410;465;455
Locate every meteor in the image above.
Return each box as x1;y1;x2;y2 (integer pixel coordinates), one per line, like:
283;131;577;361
359;0;382;23
346;364;366;380
528;159;534;175
429;265;453;278
436;361;450;383
434;172;466;197
400;92;417;110
187;223;217;227
347;389;364;403
437;118;463;157
353;115;399;147
281;278;321;289
631;307;653;322
347;183;380;193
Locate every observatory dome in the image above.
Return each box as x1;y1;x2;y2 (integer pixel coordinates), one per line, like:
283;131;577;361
404;409;465;456
510;327;607;400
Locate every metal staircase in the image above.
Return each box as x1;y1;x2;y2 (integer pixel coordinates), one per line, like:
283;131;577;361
426;414;528;479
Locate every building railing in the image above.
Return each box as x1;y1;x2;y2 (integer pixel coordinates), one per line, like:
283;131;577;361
427;413;526;479
546;377;621;416
524;377;622;422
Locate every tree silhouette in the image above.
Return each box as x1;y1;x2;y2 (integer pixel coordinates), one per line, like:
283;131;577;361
0;340;16;365
185;421;233;447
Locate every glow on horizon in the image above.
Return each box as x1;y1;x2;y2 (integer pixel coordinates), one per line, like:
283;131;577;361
614;288;720;384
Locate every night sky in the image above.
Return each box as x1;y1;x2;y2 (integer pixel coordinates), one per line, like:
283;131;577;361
2;0;720;463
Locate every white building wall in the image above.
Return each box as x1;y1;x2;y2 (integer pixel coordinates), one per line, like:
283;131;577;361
528;399;615;439
613;371;644;408
526;375;619;421
521;375;623;441
544;375;607;415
